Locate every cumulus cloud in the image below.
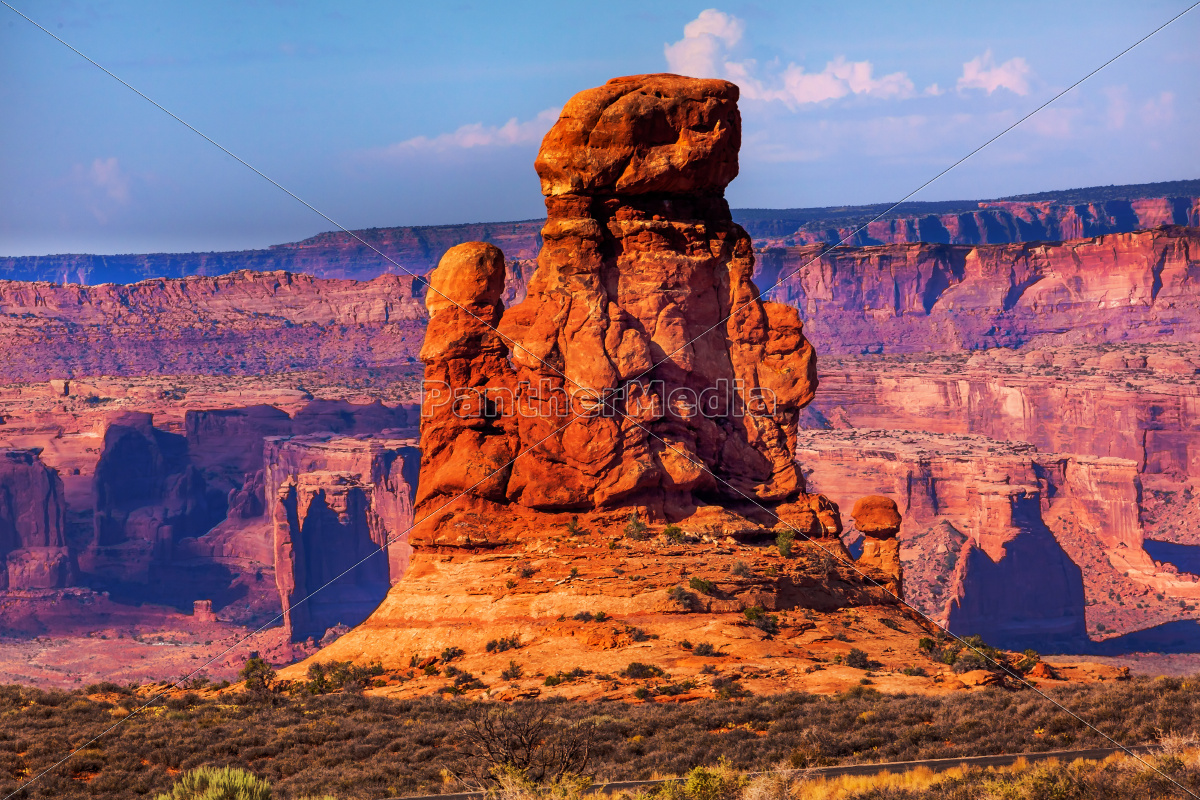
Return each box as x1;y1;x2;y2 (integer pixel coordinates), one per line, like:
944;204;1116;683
365;107;561;160
665;9;913;108
957;50;1033;95
663;8;744;78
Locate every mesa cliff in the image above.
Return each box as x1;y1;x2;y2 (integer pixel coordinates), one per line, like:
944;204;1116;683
757;225;1200;353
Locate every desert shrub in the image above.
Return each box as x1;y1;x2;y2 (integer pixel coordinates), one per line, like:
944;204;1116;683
688;577;715;595
573;611;594;622
153;765;271;800
566;516;585;536
880;618;903;632
682;760;742;800
516;563;537;579
846;648;871;670
623;662;666;680
302;660;384;695
545;667;590;686
742;606;779;637
664;524;685;544
501;660;523;681
238;658;276;694
952;651;989;674
730;561;751;577
668;585;700;611
487;634;522;653
711;677;750;700
775;530;794;558
692;643;720;657
440;647;465;664
625;513;651;541
629;627;654;642
448;703;595;786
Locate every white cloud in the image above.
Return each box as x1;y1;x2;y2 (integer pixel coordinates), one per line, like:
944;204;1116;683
365;107;561;160
666;10;914;108
1140;91;1175;125
69;157;131;223
88;157;130;203
957;50;1033;95
663;8;744;78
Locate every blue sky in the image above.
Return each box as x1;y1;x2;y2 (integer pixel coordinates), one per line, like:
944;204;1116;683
1;0;1196;256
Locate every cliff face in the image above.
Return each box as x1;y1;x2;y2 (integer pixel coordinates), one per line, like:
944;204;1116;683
0;448;72;590
812;348;1200;479
757;226;1200;353
788;196;1200;247
0;222;546;285
2;226;1197;382
265;433;418;641
795;430;1155;646
0;271;428;381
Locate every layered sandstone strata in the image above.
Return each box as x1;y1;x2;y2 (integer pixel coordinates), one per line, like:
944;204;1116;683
0;448;72;590
0;271;427;381
797;428;1200;645
417;74;828;541
264;433;419;640
785;196;1200;248
811;345;1200;479
757;226;1200;353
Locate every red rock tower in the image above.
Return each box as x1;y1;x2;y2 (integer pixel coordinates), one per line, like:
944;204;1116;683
416;74;834;543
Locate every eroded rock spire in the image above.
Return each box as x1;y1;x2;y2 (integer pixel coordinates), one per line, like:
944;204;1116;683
416;74;835;544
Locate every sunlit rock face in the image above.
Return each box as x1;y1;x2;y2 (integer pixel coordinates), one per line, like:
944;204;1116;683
0;448;72;590
415;74;833;544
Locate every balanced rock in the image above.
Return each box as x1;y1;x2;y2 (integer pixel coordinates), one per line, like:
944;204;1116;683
851;495;903;595
415;74;831;544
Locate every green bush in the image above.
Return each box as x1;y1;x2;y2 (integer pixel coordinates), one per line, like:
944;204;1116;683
623;662;666;680
667;585;700;611
688;577;715;595
775;529;795;558
238;658;275;694
625;513;651;541
664;524;685;543
153;766;271;800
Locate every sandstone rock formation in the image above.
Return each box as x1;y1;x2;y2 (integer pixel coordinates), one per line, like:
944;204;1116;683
0;271;427;382
2;183;1193;284
757;226;1200;353
850;495;903;596
265;433;419;640
785;195;1200;248
417;74;825;540
0;448;72;590
795;429;1188;647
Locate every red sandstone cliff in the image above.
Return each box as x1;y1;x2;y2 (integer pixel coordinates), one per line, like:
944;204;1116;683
0;270;427;381
758;226;1200;353
786;196;1200;248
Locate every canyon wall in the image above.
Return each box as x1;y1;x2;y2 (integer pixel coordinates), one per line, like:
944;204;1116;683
0;448;72;590
811;347;1200;478
0;380;420;635
757;226;1200;353
0;271;427;381
3;182;1195;285
786;196;1200;247
265;433;418;640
